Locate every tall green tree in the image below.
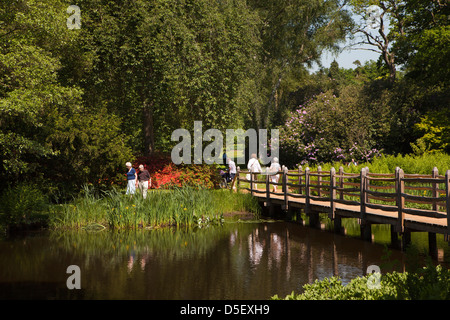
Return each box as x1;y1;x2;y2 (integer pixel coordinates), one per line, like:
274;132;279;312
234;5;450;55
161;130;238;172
74;0;261;156
0;0;132;191
248;0;353;128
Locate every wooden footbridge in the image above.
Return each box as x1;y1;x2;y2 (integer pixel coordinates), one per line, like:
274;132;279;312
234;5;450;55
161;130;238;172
232;165;450;255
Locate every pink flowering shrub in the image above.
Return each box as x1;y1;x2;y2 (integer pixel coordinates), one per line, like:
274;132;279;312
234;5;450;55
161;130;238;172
279;86;383;167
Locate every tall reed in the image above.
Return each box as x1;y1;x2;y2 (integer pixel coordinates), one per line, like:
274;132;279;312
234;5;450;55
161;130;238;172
49;186;260;230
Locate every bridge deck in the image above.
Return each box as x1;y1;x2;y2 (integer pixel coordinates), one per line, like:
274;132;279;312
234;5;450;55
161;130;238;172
250;189;448;235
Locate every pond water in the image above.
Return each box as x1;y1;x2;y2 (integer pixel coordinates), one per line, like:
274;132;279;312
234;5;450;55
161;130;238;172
0;217;448;300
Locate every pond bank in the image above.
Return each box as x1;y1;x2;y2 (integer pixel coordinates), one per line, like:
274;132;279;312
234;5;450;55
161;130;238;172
1;188;261;235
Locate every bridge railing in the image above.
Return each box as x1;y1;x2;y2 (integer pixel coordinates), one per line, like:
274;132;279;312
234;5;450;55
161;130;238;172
235;165;450;235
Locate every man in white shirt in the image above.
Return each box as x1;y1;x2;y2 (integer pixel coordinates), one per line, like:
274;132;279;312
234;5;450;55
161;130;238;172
227;157;237;182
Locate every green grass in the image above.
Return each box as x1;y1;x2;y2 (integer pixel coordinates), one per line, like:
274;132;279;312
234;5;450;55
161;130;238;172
48;186;260;230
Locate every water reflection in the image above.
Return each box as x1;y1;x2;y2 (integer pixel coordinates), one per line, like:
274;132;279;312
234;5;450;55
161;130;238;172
0;221;410;299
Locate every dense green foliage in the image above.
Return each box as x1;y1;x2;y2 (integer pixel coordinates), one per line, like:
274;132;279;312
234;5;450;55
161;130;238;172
1;0;448;204
0;182;49;226
271;263;450;300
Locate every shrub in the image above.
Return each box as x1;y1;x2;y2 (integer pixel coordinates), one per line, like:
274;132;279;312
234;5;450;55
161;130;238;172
271;264;450;300
0;183;49;226
133;154;221;189
278;86;386;167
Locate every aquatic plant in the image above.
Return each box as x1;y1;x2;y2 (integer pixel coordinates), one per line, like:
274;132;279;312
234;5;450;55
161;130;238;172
49;186;260;230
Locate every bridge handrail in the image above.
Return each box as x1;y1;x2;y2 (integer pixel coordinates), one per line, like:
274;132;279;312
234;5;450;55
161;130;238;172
235;165;450;236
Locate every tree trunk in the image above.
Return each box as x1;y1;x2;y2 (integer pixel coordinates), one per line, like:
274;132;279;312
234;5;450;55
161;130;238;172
143;100;155;156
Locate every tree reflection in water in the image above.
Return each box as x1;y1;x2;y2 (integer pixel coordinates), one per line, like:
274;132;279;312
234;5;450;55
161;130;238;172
0;220;413;299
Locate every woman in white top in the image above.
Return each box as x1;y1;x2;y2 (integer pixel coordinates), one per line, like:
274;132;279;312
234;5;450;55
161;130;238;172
247;153;262;189
269;157;281;192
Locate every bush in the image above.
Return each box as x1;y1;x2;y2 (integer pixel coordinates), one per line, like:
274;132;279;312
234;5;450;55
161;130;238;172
133;154;221;189
271;264;450;300
278;86;387;167
0;183;49;226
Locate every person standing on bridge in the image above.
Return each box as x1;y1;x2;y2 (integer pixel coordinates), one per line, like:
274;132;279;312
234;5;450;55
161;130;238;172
269;157;281;193
247;153;262;190
348;158;358;167
227;157;237;182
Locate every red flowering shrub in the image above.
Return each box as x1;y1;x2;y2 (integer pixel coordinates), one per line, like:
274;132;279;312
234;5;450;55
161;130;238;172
132;153;221;189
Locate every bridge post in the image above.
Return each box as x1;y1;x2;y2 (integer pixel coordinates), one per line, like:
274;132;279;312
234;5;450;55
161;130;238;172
338;166;344;200
236;167;240;191
305;167;319;227
432;167;438;211
394;167;400;206
305;167;311;215
396;168;405;233
446;170;450;240
390;224;400;249
250;170;253;196
298;165;303;195
360;167;367;222
365;167;369;205
428;232;438;259
265;167;271;211
317;166;322;197
329;167;336;220
428;167;439;257
359;167;371;241
283;166;288;211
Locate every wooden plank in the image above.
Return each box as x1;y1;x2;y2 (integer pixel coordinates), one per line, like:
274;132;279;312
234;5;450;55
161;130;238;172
404;174;435;178
309;184;331;189
252;189;266;194
367;195;397;202
309;173;330;177
402;207;447;219
286;193;306;199
342;192;361;198
286;173;303;177
343;182;360;187
335;199;361;206
269;191;285;196
367;173;395;177
365;189;397;198
401;193;446;203
402;177;446;184
366;177;396;182
366;202;400;212
404;185;435;191
309;195;330;201
368;184;396;190
335;187;360;192
286;182;303;187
